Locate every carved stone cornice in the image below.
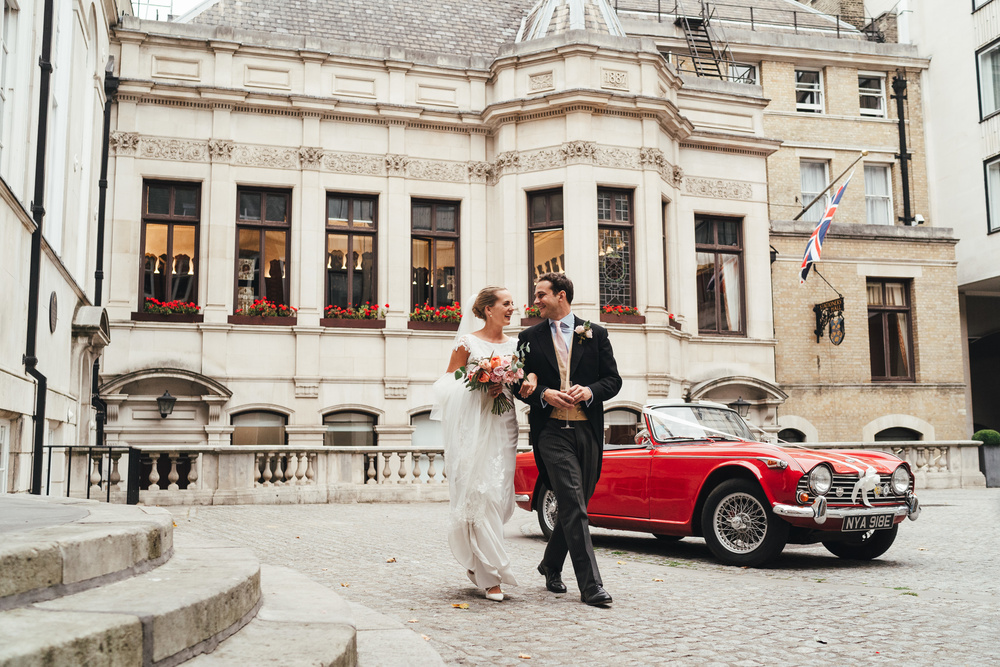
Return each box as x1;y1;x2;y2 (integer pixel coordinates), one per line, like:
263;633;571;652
684;176;753;201
109;131;140;156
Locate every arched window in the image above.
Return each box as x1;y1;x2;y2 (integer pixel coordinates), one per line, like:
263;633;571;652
232;411;286;446
604;408;641;446
778;428;806;443
874;427;922;442
324;411;377;447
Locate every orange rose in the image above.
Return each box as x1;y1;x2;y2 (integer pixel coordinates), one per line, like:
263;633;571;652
477;371;490;383
491;356;502;369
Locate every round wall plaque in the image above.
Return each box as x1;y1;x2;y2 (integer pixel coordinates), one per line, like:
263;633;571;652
49;292;58;333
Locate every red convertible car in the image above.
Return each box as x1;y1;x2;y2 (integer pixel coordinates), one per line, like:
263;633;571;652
514;402;921;567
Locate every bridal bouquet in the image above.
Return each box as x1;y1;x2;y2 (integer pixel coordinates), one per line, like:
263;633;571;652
454;343;530;415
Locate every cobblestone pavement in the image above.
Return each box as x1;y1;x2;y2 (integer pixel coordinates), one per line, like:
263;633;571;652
172;489;1000;665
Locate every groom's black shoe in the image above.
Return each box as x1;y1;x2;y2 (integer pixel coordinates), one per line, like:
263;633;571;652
581;586;613;606
537;563;567;594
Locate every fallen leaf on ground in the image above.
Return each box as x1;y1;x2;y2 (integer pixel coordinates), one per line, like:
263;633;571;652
407;619;419;623
172;521;177;527
616;560;625;565
295;536;300;539
518;654;531;660
421;634;430;641
386;557;397;563
653;578;664;582
340;583;350;587
452;603;470;609
918;547;927;551
321;568;328;571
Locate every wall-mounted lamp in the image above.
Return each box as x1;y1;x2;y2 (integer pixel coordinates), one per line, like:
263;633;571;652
157;390;177;418
727;396;751;418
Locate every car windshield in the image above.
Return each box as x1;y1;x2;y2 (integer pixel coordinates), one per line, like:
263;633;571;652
646;405;755;443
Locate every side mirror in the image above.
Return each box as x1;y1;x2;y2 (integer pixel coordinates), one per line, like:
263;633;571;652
635;429;651;447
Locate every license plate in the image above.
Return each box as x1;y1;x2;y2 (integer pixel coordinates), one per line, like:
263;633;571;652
842;514;894;532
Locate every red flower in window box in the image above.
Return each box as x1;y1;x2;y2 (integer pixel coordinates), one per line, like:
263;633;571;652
144;297;201;315
235;299;298;317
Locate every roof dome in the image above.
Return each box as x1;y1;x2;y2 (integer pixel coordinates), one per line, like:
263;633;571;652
515;0;626;42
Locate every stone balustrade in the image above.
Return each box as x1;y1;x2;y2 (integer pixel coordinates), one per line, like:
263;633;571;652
802;440;985;489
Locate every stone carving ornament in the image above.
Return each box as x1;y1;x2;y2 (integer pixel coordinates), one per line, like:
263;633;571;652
140;138;209;162
385;154;410;175
109;131;139;155
298;146;324;169
231;145;299;169
685;176;752;200
208;139;234;162
468;161;494;182
560;140;596;162
407;159;466;182
323;151;384;176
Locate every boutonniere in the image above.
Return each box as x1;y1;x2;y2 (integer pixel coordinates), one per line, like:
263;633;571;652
574;322;593;343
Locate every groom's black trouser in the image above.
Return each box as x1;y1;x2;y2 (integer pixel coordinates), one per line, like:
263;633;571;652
537;419;603;594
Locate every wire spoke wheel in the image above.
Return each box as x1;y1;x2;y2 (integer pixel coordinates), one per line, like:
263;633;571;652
713;492;768;553
537;485;558;540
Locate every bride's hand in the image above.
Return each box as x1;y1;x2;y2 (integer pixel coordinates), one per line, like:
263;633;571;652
488;383;503;398
518;373;538;398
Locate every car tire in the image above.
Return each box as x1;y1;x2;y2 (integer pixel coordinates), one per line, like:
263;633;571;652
822;525;898;560
701;478;789;567
536;484;557;541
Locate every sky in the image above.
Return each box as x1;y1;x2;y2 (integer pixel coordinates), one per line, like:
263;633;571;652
132;0;206;21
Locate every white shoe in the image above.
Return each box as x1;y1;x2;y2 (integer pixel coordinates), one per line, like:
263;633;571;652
485;587;504;602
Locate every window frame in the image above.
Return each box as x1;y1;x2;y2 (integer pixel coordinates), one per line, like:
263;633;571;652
985;155;1000;234
597;187;636;308
325;192;379;309
0;1;15;165
234;186;292;310
799;159;830;223
694;215;746;337
974;0;995;12
795;69;824;114
138;179;201;308
527;188;565;293
323;410;378;447
231;410;288;447
863;163;894;226
858;72;886;118
410;198;460;310
867;279;916;382
977;37;1000;121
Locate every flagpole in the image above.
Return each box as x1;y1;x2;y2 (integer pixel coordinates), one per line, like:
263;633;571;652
793;151;868;222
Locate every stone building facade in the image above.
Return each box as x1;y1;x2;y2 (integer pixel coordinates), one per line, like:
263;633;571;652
96;0;965;459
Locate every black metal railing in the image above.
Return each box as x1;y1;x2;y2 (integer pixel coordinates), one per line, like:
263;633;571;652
43;444;141;504
613;0;863;39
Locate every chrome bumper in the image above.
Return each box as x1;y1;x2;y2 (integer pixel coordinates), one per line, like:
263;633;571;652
773;492;920;523
515;494;530;503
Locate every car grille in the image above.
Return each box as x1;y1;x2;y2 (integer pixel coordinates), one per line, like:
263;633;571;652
797;473;912;507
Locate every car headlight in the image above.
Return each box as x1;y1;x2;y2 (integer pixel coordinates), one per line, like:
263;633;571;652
891;466;911;495
808;465;833;495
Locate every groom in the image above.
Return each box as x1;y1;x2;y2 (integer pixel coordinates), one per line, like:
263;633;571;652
516;273;622;606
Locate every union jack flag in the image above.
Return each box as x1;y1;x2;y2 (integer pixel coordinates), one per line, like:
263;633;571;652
799;171;854;284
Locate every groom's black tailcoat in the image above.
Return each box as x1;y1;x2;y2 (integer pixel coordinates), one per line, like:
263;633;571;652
516;316;622;487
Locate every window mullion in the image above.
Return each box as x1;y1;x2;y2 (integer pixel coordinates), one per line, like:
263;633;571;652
165;223;174;301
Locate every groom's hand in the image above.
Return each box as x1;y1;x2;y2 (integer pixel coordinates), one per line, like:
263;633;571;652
567;384;593;405
542;388;576;409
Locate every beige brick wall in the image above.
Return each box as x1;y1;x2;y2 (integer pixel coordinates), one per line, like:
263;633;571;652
769;229;967;441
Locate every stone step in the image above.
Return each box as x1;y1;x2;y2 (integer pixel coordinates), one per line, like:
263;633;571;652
0;497;173;611
0;534;260;667
182;564;356;667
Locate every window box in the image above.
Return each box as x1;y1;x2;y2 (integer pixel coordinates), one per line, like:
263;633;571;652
131;311;204;324
321;318;386;329
600;313;646;325
520;317;545;327
228;315;297;326
669;318;682;331
407;320;460;332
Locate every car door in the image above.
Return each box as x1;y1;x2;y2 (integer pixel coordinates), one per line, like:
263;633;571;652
648;443;719;527
587;444;652;519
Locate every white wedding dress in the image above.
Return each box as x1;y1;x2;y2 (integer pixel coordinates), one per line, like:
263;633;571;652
431;333;520;590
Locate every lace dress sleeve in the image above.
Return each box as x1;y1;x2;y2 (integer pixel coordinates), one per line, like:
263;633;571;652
454;334;472;353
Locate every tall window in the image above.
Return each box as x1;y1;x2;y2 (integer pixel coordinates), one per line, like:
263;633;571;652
867;280;914;381
324;412;377;447
986;156;1000;233
695;216;744;335
799;160;829;223
0;2;15;167
236;187;291;311
141;181;200;305
327;194;377;309
597;188;635;307
528;189;564;288
795;70;823;113
411;199;459;308
978;40;1000;119
858;74;886;117
232;411;287;446
864;165;893;225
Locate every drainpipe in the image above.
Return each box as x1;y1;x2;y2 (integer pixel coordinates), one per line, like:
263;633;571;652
24;0;55;495
891;72;914;226
91;58;118;450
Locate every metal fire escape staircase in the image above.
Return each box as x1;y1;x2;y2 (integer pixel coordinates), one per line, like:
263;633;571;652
675;3;733;79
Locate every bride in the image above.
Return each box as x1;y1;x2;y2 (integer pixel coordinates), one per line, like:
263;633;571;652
431;286;536;602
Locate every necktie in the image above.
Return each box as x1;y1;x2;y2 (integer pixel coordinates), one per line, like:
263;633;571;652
552;321;570;364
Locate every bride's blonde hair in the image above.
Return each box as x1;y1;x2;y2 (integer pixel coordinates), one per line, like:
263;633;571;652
472;286;506;319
